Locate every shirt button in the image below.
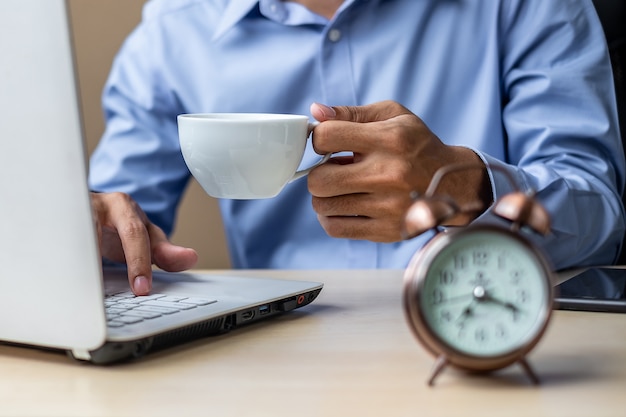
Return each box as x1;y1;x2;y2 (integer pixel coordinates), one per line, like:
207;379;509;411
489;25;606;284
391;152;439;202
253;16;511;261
328;29;342;42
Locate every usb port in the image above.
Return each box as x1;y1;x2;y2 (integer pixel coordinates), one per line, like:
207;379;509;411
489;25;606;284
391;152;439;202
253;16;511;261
259;304;270;315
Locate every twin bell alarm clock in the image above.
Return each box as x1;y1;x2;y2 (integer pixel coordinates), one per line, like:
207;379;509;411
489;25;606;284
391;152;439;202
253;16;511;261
402;163;554;386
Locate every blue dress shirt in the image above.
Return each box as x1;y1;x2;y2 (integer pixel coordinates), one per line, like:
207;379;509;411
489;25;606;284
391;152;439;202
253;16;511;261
89;0;625;270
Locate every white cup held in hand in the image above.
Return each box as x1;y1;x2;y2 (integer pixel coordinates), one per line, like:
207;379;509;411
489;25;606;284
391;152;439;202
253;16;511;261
177;113;330;199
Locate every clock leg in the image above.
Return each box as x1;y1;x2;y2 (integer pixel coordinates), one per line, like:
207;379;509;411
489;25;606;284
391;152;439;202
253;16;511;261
518;358;540;385
427;355;449;386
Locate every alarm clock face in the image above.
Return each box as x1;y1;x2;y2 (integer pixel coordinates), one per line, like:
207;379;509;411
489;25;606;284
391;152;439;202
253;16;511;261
415;228;552;358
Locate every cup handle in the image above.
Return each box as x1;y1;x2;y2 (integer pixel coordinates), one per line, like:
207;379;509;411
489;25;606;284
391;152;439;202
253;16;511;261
289;121;331;183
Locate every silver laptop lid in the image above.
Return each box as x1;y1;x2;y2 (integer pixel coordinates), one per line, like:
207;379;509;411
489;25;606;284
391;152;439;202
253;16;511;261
0;0;107;350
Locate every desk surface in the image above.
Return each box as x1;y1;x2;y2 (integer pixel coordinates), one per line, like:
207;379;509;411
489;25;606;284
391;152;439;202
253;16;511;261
1;269;624;417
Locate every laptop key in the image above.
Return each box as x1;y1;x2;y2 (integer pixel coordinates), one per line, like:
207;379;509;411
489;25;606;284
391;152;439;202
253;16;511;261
134;294;167;301
115;298;148;306
133;305;179;314
158;295;188;302
140;300;196;310
114;315;144;324
184;297;218;306
121;310;162;319
106;306;131;314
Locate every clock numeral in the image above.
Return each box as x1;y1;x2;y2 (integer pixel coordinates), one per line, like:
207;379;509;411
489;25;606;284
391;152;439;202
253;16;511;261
454;255;467;270
439;270;456;285
431;289;445;305
516;289;529;304
495;323;507;339
510;269;524;285
475;327;487;343
473;251;489;266
512;309;521;322
497;255;506;270
440;309;452;322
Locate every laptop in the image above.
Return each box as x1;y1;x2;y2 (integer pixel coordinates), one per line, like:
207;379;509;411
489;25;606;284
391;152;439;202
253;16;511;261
0;0;323;364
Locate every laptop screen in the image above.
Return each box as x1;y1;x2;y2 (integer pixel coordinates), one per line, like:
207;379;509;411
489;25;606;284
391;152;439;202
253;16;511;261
0;0;107;350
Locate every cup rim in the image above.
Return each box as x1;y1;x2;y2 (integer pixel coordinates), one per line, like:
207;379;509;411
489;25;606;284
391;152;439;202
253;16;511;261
177;113;309;122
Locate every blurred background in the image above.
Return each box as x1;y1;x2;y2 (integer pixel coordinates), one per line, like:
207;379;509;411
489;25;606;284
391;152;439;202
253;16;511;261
68;0;231;269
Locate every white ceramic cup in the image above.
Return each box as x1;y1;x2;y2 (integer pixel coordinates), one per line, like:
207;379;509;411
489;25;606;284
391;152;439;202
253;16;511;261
177;113;330;199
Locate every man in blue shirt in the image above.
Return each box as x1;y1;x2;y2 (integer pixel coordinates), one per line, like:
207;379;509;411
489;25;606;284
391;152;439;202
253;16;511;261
89;0;625;295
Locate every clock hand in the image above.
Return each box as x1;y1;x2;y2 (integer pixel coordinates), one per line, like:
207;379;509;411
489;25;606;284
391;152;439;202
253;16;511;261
441;293;474;304
485;292;520;312
473;286;523;316
455;304;475;327
454;287;492;326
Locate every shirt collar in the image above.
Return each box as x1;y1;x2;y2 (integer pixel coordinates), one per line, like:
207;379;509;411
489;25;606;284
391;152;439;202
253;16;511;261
211;0;358;41
212;0;260;41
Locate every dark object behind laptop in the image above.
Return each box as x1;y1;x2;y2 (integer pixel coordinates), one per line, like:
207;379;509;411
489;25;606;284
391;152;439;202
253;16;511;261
555;268;626;313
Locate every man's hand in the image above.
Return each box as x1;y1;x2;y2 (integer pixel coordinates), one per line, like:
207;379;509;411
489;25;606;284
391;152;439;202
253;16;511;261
308;100;492;242
90;192;198;295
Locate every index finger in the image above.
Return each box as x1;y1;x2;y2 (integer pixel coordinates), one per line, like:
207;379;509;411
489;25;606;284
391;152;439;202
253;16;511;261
311;119;379;155
117;218;153;296
330;100;413;123
311;102;416;155
313;114;419;156
106;204;154;296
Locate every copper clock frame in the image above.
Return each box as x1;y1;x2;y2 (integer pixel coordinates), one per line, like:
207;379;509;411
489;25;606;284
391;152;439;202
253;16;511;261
403;225;554;385
402;163;555;386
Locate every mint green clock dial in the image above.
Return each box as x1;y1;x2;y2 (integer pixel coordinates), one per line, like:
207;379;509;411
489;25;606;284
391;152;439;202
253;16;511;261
419;229;550;357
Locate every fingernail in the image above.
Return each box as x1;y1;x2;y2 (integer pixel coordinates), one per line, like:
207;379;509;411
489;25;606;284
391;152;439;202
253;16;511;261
314;102;336;119
133;275;150;295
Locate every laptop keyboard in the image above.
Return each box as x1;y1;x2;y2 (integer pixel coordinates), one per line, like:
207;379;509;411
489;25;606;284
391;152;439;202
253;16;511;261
104;291;218;328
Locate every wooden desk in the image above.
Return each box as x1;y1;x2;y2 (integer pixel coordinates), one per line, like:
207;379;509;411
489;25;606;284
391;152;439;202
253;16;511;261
1;270;624;417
